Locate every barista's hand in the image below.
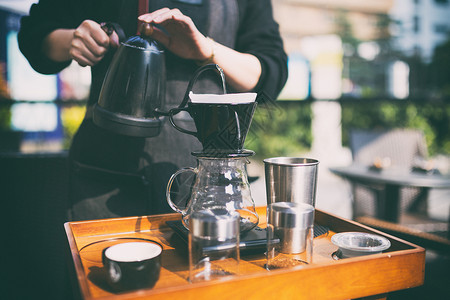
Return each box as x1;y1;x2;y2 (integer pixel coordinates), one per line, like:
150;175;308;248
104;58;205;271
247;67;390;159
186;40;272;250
139;7;262;92
70;20;120;67
138;8;213;62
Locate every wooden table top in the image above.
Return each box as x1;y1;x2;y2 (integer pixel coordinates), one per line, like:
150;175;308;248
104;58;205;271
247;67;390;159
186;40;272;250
65;207;425;300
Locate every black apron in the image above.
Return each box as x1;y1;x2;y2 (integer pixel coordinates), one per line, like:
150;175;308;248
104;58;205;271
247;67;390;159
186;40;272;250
68;0;239;221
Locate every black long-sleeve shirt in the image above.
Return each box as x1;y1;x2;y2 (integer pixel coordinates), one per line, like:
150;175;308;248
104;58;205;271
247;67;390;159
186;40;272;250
18;0;289;219
18;0;288;100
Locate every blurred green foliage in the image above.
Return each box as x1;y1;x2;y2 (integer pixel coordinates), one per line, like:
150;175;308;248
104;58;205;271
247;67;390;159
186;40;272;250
0;105;11;130
429;39;450;97
245;99;449;159
245;101;312;159
340;99;450;156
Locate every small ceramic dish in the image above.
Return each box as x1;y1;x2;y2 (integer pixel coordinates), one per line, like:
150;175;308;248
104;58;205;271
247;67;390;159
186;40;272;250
331;232;391;258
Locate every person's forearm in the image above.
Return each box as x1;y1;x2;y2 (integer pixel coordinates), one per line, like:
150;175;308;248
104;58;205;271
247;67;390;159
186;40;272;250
42;29;75;62
210;42;262;92
42;28;262;91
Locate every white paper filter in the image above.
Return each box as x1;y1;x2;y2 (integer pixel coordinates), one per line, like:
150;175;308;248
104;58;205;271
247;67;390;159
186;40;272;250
189;91;257;104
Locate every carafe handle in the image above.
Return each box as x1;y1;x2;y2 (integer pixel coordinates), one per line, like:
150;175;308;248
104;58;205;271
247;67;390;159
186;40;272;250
166;167;197;214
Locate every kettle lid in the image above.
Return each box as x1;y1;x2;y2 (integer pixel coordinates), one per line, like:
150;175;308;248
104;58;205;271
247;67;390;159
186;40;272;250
123;35;164;53
122;22;163;52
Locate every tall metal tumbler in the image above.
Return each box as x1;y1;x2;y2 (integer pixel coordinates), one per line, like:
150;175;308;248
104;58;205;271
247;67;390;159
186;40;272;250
264;157;319;206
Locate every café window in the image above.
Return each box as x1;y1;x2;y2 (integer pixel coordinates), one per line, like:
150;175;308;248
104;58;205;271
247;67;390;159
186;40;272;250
0;4;88;153
413;15;420;33
1;0;450;155
2;1;450;103
434;23;449;34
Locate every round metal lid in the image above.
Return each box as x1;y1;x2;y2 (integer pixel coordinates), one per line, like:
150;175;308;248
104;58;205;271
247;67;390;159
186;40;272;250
189;209;240;239
268;202;314;229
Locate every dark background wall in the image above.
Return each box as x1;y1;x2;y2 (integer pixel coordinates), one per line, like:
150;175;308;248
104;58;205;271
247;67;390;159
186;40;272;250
2;152;71;300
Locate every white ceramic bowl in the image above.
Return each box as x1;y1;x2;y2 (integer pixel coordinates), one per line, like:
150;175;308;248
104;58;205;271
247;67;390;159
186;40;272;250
331;232;391;258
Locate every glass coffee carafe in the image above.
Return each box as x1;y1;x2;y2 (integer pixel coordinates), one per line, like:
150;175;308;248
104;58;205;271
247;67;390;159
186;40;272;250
166;150;259;233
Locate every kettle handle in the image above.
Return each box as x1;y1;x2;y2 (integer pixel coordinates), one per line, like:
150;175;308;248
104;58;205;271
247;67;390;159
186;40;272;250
100;22;126;43
154;64;226;117
168;107;198;137
166;167;197;214
178;64;227;109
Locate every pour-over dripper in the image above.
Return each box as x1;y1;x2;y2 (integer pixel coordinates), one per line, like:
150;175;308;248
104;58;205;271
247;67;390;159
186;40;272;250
171;100;257;153
167;64;257;153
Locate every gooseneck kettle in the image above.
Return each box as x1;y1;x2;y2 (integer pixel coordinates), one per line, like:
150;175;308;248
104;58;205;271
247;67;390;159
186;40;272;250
93;23;166;137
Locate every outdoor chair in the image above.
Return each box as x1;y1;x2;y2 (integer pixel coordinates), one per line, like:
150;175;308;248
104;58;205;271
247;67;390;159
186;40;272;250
350;128;429;218
349;128;450;252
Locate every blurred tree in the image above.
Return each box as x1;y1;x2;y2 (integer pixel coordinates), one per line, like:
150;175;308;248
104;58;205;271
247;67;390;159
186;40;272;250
0;105;11;130
336;11;401;99
335;10;359;47
245;101;312;159
406;53;430;99
429;38;450;97
340;99;449;155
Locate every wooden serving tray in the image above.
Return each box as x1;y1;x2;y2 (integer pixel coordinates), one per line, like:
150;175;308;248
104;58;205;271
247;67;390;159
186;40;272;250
65;207;425;300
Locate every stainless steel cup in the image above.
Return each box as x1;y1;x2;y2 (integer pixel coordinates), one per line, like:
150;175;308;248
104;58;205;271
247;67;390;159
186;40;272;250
189;209;240;282
268;202;314;253
266;202;314;269
264;157;319;206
